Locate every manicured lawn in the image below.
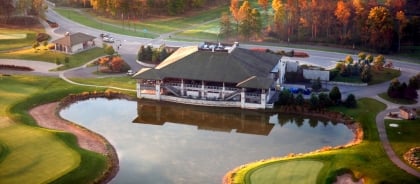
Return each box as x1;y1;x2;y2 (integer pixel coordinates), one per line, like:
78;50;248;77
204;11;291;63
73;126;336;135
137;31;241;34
369;68;401;85
54;6;227;40
386;118;420;171
0;28;44;51
175;20;220;41
248;160;323;184
230;98;420;184
0;75;109;183
0;47;105;70
378;92;417;105
54;8;158;39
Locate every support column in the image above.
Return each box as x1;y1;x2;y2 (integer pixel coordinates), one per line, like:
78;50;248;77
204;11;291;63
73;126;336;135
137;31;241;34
261;89;266;108
155;80;161;100
222;82;225;99
136;80;141;98
201;80;205;99
241;88;245;108
181;79;184;96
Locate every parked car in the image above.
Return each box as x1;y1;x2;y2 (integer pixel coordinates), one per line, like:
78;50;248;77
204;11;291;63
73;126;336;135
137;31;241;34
127;70;133;75
102;36;114;43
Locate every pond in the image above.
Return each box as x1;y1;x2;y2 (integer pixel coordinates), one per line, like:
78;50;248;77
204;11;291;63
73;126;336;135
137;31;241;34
60;98;354;184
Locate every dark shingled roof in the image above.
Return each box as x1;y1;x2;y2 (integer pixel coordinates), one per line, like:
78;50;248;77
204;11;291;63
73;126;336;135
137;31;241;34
52;32;96;47
134;46;281;89
236;76;274;89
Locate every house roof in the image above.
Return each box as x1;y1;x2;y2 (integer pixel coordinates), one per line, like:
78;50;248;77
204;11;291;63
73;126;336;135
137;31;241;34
133;46;281;89
52;32;96;47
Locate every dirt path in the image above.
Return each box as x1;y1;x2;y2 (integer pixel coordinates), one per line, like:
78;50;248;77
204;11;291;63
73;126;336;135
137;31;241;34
29;102;108;154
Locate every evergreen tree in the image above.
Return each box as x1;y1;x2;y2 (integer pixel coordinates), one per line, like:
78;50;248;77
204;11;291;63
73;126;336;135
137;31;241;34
145;45;153;61
387;78;401;98
311;77;322;92
318;93;331;108
159;48;169;62
344;94;357;108
329;86;342;104
310;93;319;110
295;93;304;106
360;65;372;83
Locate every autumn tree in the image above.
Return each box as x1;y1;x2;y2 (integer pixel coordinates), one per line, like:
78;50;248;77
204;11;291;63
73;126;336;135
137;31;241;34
367;6;394;53
271;0;285;32
345;55;354;64
373;54;385;70
0;0;14;22
219;12;233;39
238;1;262;40
396;10;408;52
104;45;115;55
249;8;262;39
110;56;124;72
257;0;269;23
335;0;351;42
358;52;367;61
230;0;240;33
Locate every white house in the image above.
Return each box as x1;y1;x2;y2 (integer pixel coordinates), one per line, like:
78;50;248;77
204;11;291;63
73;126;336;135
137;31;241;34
52;32;96;54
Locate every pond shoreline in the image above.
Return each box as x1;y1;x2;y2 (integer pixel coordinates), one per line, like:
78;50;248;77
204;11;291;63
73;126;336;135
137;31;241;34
223;106;365;184
29;102;119;184
30;95;363;184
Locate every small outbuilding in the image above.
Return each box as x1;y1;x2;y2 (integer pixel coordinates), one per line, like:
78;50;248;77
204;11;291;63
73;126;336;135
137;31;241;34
52;32;96;54
399;106;417;120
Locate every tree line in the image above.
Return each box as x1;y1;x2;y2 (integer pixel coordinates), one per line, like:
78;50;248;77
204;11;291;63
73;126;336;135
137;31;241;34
221;0;420;53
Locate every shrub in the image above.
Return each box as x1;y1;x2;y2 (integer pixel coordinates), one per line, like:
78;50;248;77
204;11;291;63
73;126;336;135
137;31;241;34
344;94;357;108
36;33;50;42
329;86;342;104
64;56;70;64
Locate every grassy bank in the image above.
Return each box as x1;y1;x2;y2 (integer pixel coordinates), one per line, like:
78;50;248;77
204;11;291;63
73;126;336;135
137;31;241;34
378;92;417;105
69;76;136;91
230;98;420;184
0;75;109;183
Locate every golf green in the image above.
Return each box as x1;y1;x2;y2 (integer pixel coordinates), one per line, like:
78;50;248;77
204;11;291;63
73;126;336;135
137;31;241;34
248;160;323;184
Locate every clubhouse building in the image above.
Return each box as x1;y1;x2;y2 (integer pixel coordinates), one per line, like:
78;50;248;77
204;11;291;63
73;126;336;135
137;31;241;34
133;42;286;109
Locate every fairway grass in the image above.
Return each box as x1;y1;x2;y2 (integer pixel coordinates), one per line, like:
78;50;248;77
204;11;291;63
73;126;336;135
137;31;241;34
0;28;40;51
248;160;323;184
0;124;80;184
0;75;109;183
54;6;227;40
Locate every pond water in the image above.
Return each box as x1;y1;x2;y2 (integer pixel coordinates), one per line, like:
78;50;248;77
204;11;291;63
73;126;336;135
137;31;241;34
60;98;354;184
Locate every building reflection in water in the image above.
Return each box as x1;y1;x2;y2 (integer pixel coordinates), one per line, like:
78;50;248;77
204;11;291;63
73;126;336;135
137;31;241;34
132;100;275;136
